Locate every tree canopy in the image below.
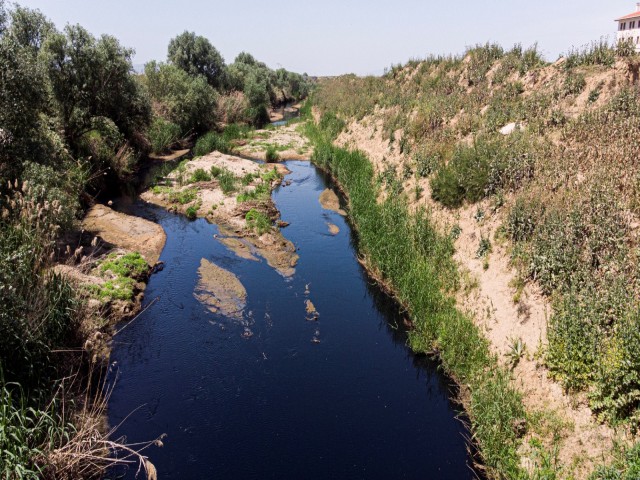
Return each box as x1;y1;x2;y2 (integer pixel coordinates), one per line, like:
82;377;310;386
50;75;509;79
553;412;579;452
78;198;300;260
168;31;226;88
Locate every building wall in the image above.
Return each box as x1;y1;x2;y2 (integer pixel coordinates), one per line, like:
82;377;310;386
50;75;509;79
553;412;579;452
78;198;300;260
617;19;640;51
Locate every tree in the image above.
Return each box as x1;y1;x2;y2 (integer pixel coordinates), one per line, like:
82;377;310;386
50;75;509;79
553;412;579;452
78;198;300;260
168;31;226;88
43;25;150;146
145;61;217;134
7;5;55;52
0;35;49;179
243;71;270;126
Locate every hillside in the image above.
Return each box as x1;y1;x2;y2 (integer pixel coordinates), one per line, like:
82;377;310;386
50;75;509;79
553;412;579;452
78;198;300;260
308;41;640;479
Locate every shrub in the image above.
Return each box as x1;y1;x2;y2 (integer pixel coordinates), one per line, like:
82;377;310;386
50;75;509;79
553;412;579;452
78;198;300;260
185;205;198;220
564;39;615;69
561;71;587;97
245;208;271;234
194;131;230;156
189;168;211;183
217;169;237;194
430;134;536;208
148;117;181;154
265;144;280;163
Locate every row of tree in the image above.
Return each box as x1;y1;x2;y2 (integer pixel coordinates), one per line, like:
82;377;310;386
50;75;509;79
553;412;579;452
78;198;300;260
0;1;312;206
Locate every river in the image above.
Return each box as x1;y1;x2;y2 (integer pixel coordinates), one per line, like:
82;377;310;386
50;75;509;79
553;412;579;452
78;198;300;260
108;160;474;479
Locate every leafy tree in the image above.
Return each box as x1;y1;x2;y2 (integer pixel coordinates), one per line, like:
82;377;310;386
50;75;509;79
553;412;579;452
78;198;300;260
168;31;226;88
7;5;55;52
145;61;217;134
0;35;52;179
0;0;7;35
43;25;150;146
243;70;270;125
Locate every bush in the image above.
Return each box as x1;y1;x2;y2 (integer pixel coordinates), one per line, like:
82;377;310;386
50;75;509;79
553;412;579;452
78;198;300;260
564;39;615;69
217;169;237;194
189;168;211;183
149;117;180;154
194;131;230;156
430;134;536;208
245;208;271;234
265;144;280;162
185;205;199;220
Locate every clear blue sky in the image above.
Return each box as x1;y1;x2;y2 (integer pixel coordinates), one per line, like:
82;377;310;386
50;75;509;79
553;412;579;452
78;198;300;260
12;0;638;76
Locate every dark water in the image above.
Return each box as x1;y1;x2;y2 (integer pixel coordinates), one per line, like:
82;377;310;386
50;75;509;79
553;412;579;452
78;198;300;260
108;161;474;479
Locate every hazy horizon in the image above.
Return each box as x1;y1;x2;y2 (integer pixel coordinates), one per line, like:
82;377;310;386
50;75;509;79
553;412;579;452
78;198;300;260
11;1;639;76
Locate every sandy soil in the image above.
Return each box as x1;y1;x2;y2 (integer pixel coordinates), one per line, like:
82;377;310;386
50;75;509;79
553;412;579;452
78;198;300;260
82;204;166;265
327;223;340;235
237;123;312;161
194;258;247;319
319;189;347;216
335;114;625;478
141;151;299;277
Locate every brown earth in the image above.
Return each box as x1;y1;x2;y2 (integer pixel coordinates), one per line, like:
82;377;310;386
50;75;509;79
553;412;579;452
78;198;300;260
319;189;347;216
334;113;626;478
194;258;247;319
82;204;166;266
141;151;299;277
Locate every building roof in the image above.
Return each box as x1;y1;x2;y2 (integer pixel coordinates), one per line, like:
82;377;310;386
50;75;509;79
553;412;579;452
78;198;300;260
616;10;640;21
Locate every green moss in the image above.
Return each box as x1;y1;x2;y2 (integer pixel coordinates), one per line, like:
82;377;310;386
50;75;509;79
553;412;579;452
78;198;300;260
100;252;148;279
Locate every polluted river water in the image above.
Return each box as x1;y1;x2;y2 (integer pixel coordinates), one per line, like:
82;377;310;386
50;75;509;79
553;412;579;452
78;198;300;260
107;160;474;479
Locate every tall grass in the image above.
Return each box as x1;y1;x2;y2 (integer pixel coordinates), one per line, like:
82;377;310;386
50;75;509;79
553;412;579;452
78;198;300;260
306;116;526;478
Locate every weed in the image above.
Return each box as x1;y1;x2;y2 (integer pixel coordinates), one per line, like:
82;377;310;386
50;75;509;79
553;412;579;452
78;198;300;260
265;144;280;163
506;337;526;369
189;168;211;183
245;208;271;234
185;205;199;220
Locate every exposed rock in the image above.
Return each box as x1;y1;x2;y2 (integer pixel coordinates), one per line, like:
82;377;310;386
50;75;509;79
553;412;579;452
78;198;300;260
194;258;247;318
319;189;347;216
82;204;166;265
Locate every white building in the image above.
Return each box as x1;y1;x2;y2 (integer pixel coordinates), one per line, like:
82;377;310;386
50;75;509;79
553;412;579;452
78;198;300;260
616;3;640;50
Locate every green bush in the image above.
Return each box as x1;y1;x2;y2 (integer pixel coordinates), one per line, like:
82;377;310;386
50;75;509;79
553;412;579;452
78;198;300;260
149;117;181;154
189;168;211;183
245;208;271;234
217;169;237;194
430;134;536;208
194;131;230;156
564;39;615;69
185;205;199;220
561;71;587;97
265;144;280;163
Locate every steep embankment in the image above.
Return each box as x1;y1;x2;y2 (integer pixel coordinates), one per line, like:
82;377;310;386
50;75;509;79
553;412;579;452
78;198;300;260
310;43;640;479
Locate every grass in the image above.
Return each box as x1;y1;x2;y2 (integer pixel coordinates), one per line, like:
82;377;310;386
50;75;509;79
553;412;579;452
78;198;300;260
189;168;211;183
265;144;280;162
306;115;527;478
90;252;149;301
193;124;254;157
245;208;272;234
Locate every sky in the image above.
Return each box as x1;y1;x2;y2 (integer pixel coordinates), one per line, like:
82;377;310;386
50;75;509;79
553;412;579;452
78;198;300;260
11;0;639;76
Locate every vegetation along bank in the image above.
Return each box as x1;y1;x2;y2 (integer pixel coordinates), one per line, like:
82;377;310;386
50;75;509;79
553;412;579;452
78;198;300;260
0;0;311;476
305;40;640;479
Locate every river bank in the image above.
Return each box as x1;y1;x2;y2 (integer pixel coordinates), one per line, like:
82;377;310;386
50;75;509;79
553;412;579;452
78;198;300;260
107;155;475;478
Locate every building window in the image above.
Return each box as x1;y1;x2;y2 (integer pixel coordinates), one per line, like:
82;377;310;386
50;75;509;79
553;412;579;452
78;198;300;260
632;21;636;29
623;22;627;30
